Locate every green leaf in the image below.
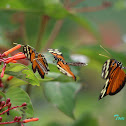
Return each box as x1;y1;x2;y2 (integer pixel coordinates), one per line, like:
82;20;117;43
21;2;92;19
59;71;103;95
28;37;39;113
0;91;6;100
43;82;81;119
71;113;99;126
0;0;68;19
7;77;28;87
42;0;68;18
4;63;40;86
46;122;62;126
52;74;80;82
6;87;34;118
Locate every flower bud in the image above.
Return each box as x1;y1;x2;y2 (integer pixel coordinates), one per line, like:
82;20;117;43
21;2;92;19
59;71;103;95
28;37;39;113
6;98;10;104
0;117;2;122
0;79;3;88
1;64;6;78
18;117;22;121
14;116;18;121
1;101;5;107
2;44;21;57
8;102;11;108
23;118;39;123
7;76;14;81
22;102;27;107
7;111;10;115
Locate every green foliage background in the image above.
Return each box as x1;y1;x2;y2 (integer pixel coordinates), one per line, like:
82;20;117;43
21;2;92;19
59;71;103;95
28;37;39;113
0;0;126;126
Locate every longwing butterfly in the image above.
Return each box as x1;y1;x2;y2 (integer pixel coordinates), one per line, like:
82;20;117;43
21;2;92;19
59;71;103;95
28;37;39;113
48;49;86;81
23;45;49;79
99;46;126;100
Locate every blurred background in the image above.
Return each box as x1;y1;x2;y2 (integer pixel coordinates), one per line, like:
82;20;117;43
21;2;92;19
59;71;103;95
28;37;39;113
0;0;126;126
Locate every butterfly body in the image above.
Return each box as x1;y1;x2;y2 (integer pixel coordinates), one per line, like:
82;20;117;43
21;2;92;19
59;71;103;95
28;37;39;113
23;45;49;79
99;59;126;100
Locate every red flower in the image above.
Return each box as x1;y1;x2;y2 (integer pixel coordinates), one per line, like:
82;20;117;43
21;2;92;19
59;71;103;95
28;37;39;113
1;45;21;57
23;118;39;123
0;100;39;125
1;64;6;78
0;45;26;78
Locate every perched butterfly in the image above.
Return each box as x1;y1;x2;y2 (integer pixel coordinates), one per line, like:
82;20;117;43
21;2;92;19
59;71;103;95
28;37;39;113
99;46;126;100
48;49;86;81
23;45;49;79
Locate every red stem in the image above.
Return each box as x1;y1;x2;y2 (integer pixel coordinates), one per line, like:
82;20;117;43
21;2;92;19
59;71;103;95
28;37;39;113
0;105;24;115
0;120;19;124
0;118;39;125
1;64;6;78
0;104;8;110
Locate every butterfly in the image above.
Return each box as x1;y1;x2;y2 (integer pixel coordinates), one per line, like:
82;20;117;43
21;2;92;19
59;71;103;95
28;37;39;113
23;45;49;79
99;46;126;100
48;49;86;81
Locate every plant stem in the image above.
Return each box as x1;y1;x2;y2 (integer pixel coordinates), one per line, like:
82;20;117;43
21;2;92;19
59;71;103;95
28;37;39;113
74;3;111;13
70;0;84;7
36;15;50;51
0;121;18;124
43;20;64;51
0;105;24;115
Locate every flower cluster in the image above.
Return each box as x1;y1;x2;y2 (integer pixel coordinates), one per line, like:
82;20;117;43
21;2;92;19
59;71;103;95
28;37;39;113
0;98;39;125
0;44;26;78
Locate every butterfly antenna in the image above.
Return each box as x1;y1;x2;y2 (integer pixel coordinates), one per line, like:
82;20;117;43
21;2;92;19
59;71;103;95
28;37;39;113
100;45;113;58
13;42;36;50
99;54;110;58
13;42;25;46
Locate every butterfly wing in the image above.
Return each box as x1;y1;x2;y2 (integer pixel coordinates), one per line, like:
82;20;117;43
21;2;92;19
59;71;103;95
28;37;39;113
23;45;37;73
48;49;76;80
48;49;65;60
40;54;50;71
99;59;126;100
101;59;115;79
23;45;49;79
108;68;126;95
57;60;76;81
23;45;36;62
35;54;49;74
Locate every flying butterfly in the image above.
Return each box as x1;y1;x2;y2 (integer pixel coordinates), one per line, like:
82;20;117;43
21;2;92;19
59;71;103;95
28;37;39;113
48;49;87;81
14;43;49;79
99;45;126;100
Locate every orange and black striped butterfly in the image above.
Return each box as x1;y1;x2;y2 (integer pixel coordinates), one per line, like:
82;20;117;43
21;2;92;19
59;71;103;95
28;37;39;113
48;49;76;81
99;46;126;100
23;45;49;79
48;49;86;81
